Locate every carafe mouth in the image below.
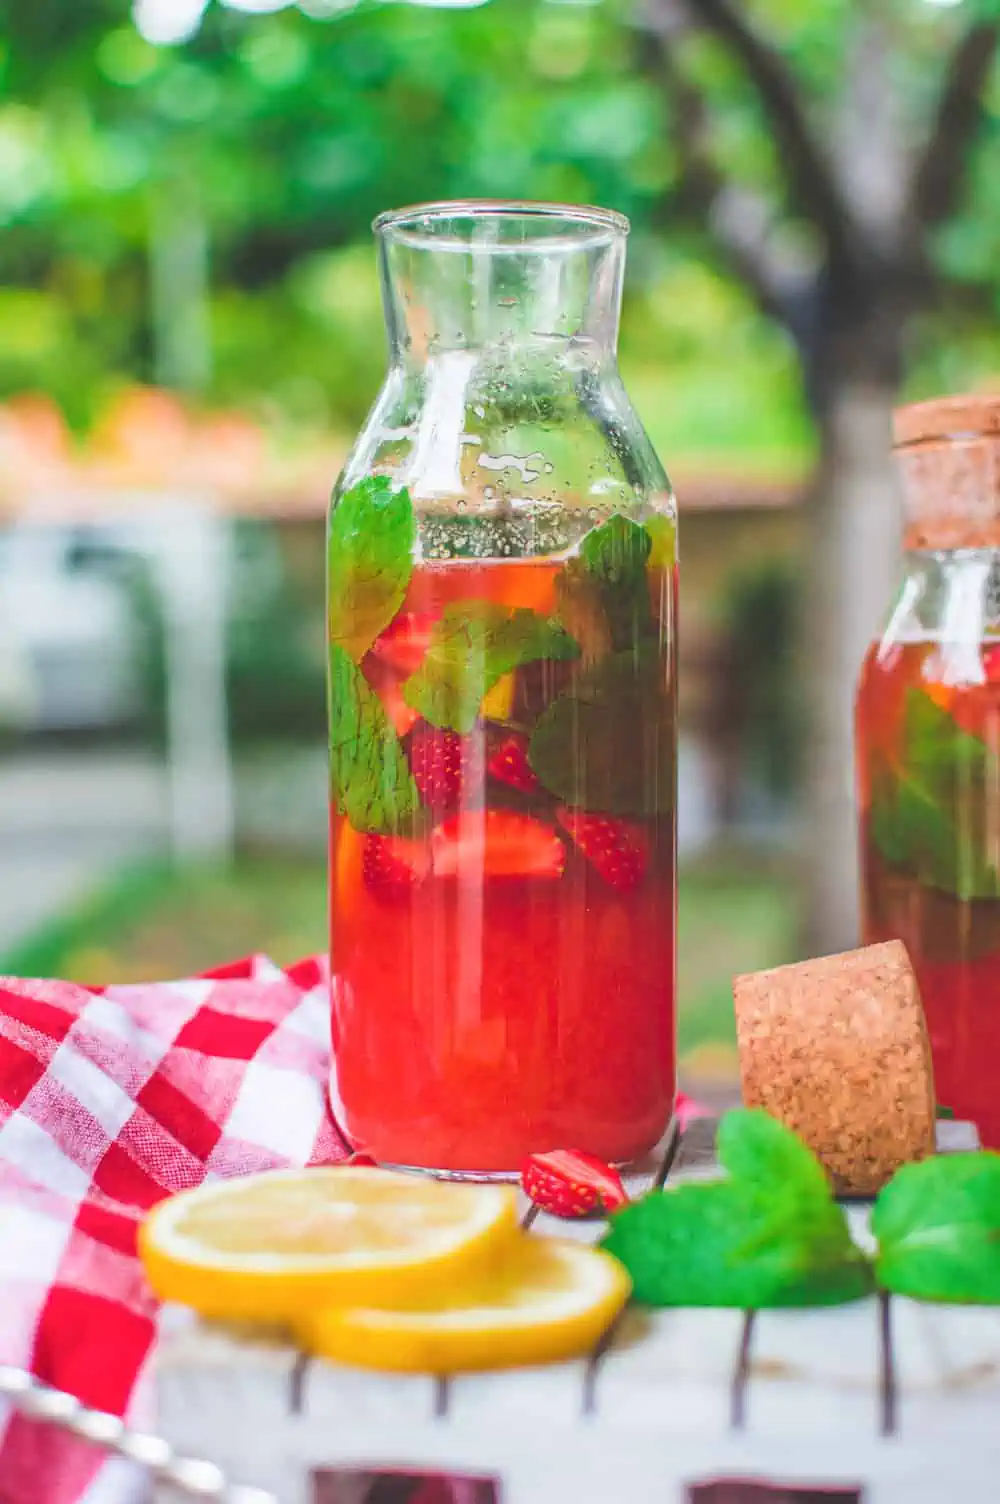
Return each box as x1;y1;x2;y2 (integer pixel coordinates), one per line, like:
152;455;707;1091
374;199;630;253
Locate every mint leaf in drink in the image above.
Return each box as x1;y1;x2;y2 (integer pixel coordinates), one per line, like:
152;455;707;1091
528;643;674;815
401;602;579;735
328;476;415;662
601;1110;872;1309
868;688;1000;900
869;765;961;879
578;515;652;651
553;560;613;667
329;644;423;834
580;513;652;582
873;1152;1000;1303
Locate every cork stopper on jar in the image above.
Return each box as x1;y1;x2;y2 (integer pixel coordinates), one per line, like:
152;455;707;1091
895;390;1000;551
734;940;936;1196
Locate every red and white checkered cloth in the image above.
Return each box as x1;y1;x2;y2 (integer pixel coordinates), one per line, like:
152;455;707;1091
0;953;346;1504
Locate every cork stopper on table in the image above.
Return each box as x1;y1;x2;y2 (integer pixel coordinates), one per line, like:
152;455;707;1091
734;940;936;1196
894;390;1000;551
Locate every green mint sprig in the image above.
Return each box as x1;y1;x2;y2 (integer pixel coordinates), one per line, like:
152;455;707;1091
528;642;674;815
328;475;416;662
401;602;579;735
873;1152;1000;1303
869;688;1000;901
602;1110;873;1309
326;476;423;832
328;644;423;835
530;513;674;813
555;514;655;657
579;514;653;651
601;1109;1000;1310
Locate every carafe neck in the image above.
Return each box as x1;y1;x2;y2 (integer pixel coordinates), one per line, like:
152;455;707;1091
375;200;626;365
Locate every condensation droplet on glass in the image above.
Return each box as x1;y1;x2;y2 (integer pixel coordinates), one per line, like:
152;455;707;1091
588;507;599;520
544;462;554;474
457;499;467;513
484;486;495;500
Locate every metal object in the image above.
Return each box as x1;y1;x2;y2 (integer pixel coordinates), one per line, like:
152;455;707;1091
0;1364;276;1503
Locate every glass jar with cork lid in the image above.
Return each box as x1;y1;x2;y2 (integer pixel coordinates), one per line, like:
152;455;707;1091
857;392;1000;1144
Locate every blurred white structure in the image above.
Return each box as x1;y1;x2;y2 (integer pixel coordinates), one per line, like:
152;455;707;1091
0;500;233;863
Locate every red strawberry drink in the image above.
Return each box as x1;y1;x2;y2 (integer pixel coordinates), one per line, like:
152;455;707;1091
328;491;677;1174
858;637;1000;1147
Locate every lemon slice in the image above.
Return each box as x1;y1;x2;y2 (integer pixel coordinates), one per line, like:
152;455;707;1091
139;1168;519;1322
297;1236;631;1374
481;671;515;721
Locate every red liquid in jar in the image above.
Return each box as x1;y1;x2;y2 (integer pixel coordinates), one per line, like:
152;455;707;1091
857;637;1000;1146
329;556;676;1172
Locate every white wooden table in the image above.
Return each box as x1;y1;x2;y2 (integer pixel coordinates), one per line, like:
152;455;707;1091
154;1120;1000;1504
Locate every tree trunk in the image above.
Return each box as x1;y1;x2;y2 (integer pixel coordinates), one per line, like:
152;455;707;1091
801;376;901;956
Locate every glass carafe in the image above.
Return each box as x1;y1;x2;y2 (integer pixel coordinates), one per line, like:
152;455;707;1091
857;393;1000;1146
327;201;677;1175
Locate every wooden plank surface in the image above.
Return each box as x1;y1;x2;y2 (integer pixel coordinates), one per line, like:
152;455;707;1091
153;1114;1000;1504
890;1296;1000;1438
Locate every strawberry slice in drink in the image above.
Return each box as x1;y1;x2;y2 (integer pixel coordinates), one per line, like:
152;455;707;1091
362;655;420;737
432;809;565;881
370;612;434;676
488;732;539;794
556;807;649;892
362;834;430;900
408;723;484;813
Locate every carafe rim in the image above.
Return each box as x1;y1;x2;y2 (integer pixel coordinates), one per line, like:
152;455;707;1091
373;198;630;250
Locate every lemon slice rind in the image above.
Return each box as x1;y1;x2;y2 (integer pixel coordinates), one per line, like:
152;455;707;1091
297;1238;631;1374
139;1168;519;1321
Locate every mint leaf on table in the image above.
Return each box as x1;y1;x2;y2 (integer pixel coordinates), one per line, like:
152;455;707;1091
601;1110;872;1309
873;1152;1000;1303
401;602;579;734
329;644;423;834
528;642;674;815
869;688;1000;900
328;476;415;662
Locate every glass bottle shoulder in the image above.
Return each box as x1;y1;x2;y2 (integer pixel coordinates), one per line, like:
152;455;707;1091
330;345;673;559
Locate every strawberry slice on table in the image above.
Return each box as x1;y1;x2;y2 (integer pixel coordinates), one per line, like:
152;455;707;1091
555;807;649;892
432;809;565;880
488;732;540;794
362;835;430;899
408;723;484;813
521;1149;628;1219
370;611;434;676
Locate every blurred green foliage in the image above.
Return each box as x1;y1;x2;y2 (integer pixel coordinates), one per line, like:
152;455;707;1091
4;1;998;466
718;560;802;796
0;0;819;466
